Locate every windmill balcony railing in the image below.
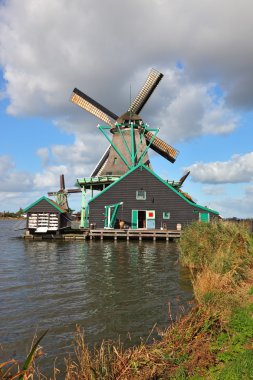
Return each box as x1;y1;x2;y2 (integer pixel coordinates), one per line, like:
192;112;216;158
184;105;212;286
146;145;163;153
77;175;121;185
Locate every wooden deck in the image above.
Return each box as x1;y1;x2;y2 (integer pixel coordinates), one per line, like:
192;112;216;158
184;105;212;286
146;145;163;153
89;229;181;241
23;228;181;241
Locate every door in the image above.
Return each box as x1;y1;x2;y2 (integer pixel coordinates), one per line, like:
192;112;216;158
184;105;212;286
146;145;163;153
132;210;146;229
104;202;123;228
132;210;156;229
138;211;146;228
199;212;210;222
132;210;138;229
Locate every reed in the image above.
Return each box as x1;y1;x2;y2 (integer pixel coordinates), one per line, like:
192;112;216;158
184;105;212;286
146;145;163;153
178;221;253;319
2;221;253;379
0;331;47;380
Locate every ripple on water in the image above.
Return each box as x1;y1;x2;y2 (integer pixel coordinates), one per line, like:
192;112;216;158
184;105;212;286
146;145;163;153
0;221;192;373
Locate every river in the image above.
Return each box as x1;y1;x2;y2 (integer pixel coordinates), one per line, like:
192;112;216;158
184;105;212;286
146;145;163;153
0;219;193;374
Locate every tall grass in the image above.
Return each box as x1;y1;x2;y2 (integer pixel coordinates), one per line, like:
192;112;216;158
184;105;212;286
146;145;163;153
178;221;252;275
0;330;47;380
178;221;253;318
2;221;253;379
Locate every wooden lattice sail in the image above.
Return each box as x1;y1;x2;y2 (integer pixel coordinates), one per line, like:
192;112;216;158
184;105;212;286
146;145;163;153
71;68;179;176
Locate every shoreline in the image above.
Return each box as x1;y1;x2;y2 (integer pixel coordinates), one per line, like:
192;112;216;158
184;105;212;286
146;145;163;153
1;221;253;379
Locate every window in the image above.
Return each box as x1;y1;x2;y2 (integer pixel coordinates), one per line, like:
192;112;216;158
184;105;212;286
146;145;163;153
163;212;170;219
147;210;155;219
136;190;146;200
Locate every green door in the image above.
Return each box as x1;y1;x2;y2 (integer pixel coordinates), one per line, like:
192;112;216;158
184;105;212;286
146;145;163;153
199;212;210;222
132;210;138;229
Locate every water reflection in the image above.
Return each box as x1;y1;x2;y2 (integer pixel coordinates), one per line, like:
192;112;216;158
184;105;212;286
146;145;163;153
0;221;192;372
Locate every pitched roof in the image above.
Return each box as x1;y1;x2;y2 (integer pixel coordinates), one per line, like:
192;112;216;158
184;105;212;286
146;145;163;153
89;164;219;215
23;196;66;213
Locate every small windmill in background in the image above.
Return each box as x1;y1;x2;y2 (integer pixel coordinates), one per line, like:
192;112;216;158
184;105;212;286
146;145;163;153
48;174;81;212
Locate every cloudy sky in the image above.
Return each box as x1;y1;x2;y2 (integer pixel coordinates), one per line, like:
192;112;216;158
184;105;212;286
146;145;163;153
0;0;253;217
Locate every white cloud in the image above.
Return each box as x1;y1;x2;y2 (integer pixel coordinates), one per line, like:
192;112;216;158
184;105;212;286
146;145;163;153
1;0;253;216
153;73;237;143
211;195;253;219
202;185;225;196
0;155;33;192
245;186;253;196
187;152;253;184
37;147;49;166
0;155;14;173
0;190;45;212
0;0;246;140
33;164;68;189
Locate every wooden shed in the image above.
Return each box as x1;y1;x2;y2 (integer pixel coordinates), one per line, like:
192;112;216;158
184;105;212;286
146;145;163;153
88;164;219;230
24;196;70;234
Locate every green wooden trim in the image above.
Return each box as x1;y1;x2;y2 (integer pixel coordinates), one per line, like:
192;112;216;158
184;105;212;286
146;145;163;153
134;127;145;161
104;206;108;228
89;165;140;203
24;196;65;213
99;125;131;169
80;188;86;228
143;165;219;215
104;202;123;228
132;210;138;229
117;125;132;159
138;128;158;164
199;212;210;222
130;123;135;165
89;164;219;215
109;203;121;228
163;212;171;219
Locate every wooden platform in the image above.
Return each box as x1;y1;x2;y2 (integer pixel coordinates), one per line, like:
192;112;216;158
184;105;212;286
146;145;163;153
23;228;181;241
89;229;181;241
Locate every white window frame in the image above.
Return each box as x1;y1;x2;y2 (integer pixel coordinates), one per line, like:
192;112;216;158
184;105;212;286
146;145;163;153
163;212;171;219
146;210;155;219
136;190;146;200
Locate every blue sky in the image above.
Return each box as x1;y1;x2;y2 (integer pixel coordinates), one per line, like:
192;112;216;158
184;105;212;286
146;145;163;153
1;0;253;218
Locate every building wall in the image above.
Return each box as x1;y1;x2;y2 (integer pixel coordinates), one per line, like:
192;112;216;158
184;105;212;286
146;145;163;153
89;167;218;229
27;199;61;214
26;199;69;231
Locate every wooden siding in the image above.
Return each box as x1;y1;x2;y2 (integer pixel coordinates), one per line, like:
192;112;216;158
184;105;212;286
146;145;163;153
89;167;218;229
26;199;69;231
26;199;61;214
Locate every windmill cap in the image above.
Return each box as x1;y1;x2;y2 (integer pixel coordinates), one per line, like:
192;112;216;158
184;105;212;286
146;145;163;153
116;111;142;123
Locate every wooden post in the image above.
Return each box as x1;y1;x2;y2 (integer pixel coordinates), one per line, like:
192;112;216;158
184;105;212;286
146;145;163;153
80;187;86;228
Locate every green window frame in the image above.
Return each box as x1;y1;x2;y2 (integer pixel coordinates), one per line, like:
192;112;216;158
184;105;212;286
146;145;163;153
163;212;170;219
136;190;146;200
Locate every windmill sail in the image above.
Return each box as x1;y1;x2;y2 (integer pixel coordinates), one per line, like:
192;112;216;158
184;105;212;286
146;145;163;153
128;69;163;115
71;68;179;177
145;132;178;163
71;88;117;128
91;146;111;177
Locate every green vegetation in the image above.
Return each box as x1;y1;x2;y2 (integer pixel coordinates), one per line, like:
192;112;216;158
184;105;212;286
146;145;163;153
1;221;253;379
0;208;25;218
0;330;47;380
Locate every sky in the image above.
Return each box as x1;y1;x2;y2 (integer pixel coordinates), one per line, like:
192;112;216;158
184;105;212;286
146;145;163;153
0;0;253;218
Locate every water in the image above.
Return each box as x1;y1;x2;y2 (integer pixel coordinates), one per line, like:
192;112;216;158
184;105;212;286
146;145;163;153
0;220;192;374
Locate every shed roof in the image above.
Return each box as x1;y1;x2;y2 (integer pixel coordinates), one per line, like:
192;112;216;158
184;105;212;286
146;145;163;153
89;164;219;215
24;196;66;213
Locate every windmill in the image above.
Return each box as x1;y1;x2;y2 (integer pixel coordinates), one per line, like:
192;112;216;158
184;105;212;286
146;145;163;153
48;174;81;211
71;68;179;177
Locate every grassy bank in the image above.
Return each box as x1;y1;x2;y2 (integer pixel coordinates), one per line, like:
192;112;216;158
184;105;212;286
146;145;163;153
1;221;253;379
